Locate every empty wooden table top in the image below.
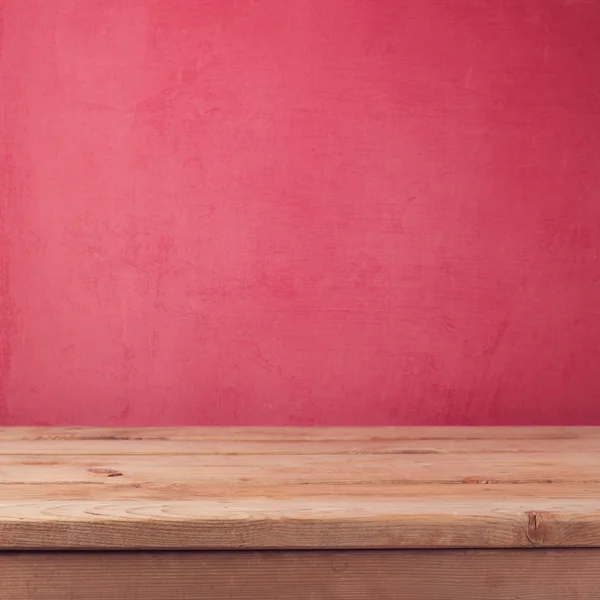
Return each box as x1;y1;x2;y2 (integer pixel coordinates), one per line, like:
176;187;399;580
1;427;599;550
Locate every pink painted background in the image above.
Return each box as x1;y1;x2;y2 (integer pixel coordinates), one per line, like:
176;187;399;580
1;0;599;426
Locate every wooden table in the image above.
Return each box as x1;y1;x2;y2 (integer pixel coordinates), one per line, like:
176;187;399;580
1;427;599;599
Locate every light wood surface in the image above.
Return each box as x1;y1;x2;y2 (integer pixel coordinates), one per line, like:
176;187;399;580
1;549;599;599
1;427;600;550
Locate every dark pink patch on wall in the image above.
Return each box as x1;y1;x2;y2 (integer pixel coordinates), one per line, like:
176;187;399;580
1;0;599;425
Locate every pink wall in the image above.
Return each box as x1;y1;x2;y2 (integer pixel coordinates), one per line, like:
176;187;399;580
1;0;599;426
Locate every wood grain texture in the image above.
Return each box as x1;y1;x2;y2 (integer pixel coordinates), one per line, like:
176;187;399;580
1;427;600;550
3;426;599;440
1;550;600;599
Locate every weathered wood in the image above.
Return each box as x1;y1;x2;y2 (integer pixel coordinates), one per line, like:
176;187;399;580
1;427;599;550
2;426;598;441
1;549;599;599
2;451;598;483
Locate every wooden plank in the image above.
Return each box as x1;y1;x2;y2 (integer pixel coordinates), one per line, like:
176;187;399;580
4;437;600;454
1;497;599;550
2;451;599;484
1;549;599;599
1;427;599;550
2;481;598;501
2;426;599;441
